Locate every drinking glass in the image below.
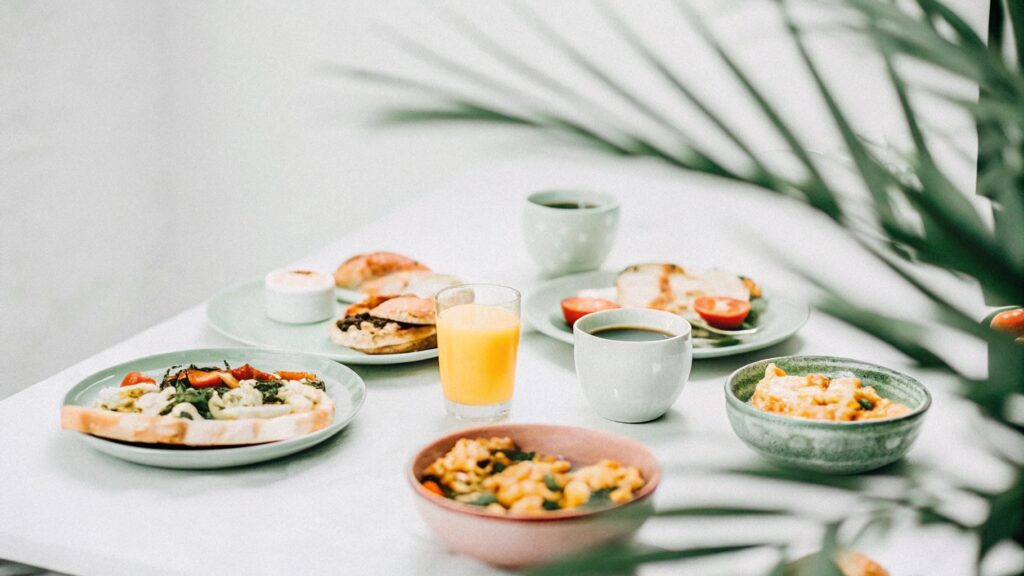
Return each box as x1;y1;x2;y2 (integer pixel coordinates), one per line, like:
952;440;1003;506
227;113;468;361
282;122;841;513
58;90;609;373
435;284;522;421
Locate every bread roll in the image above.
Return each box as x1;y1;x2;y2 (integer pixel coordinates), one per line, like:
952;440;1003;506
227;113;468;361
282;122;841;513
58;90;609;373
334;252;429;288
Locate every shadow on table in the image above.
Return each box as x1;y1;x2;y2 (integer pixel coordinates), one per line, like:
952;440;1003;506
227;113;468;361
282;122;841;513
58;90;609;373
51;421;362;492
527;331;806;385
523;331;574;373
690;336;805;382
348;358;440;389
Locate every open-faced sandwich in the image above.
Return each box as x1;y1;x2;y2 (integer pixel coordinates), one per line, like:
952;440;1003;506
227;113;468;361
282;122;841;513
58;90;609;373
60;363;334;446
334;251;460;299
329;294;437;354
565;262;766;346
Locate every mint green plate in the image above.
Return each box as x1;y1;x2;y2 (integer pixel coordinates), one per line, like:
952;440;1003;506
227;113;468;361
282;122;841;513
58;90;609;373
207;280;438;365
525;270;809;359
62;348;367;469
335;287;364;303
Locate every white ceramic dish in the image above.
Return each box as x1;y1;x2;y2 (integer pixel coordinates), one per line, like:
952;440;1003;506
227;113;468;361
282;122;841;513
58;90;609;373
574;308;692;422
208;280;438;365
525;270;810;359
62;348;366;469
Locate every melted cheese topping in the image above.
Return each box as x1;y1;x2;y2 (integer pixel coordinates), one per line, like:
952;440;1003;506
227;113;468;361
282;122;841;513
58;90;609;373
750;364;910;421
96;383;160;413
135;387;176;415
208;379;324;420
93;376;326;421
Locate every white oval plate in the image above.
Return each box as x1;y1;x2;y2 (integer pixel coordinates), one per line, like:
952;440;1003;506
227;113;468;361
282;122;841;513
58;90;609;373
524;270;810;359
207;280;438;365
62;348;367;469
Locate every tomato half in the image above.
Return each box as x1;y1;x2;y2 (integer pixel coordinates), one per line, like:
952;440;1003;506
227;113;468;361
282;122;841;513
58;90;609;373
991;307;1024;335
561;297;620;327
693;296;751;330
120;371;156;387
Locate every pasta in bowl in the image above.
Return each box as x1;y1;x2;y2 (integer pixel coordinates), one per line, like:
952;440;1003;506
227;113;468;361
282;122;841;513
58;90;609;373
726;355;931;474
408;424;660;567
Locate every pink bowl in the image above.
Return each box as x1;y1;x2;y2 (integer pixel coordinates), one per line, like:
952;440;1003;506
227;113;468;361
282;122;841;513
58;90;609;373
408;423;662;568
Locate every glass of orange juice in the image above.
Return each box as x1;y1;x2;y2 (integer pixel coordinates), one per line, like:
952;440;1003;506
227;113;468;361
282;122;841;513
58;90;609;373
435;284;521;421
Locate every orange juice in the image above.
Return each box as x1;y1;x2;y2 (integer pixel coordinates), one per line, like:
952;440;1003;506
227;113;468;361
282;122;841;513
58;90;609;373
437;303;521;405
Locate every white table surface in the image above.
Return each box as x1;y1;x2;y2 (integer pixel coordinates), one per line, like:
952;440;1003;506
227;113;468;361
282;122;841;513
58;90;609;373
0;163;1010;575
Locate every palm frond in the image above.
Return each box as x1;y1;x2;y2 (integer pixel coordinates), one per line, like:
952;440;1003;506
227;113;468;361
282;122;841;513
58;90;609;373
527;543;764;576
349;0;1024;572
672;0;842;218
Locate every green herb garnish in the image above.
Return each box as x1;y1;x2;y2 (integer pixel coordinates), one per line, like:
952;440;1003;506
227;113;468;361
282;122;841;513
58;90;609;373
542;500;561;511
743;297;768;329
858;398;875;410
583;488;614;509
464;492;499;507
497;449;536;462
544;473;561;492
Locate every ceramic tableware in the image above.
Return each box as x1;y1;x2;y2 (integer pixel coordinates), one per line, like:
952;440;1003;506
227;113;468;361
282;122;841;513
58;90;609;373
408;423;661;568
207;279;438;365
574;308;692;423
523;190;620;277
264;269;336;324
61;348;366;469
725;355;931;474
525;270;809;359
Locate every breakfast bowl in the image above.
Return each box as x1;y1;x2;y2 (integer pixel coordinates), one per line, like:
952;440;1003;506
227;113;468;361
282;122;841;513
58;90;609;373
725;355;931;475
408;423;661;568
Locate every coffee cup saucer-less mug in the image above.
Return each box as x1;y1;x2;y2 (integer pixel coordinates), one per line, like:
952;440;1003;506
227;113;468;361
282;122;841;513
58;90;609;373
523;190;620;277
573;308;693;423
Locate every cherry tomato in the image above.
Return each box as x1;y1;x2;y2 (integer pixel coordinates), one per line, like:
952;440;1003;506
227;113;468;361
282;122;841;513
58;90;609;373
187;369;224;388
991;307;1024;335
693;296;752;330
561;297;620;327
120;371;156;387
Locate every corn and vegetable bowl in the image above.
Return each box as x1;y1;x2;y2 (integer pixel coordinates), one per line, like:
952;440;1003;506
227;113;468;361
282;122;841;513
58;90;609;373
420;437;646;514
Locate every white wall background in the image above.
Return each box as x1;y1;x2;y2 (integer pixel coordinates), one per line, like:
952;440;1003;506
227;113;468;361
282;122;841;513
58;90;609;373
0;0;985;398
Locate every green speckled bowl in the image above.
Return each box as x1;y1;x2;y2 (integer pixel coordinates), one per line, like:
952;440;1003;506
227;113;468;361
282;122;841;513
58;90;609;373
725;355;931;475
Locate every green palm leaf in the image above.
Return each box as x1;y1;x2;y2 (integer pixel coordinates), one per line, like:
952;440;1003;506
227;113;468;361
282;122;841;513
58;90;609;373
346;0;1024;572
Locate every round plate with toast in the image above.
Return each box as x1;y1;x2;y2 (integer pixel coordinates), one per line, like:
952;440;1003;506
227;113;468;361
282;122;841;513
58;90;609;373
207;280;439;365
61;348;366;469
525;270;809;359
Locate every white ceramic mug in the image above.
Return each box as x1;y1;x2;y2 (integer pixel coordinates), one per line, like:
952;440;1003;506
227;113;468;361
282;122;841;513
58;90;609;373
573;308;692;423
523;190;620;277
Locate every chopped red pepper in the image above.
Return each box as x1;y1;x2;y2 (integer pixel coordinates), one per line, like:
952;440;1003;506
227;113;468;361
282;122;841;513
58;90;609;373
229;364;276;382
277;370;317;381
120;371;156;387
187;369;224;388
422;480;444;496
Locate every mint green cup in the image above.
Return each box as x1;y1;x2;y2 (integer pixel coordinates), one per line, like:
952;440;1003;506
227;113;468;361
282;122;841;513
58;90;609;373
523;190;620;277
725;355;931;475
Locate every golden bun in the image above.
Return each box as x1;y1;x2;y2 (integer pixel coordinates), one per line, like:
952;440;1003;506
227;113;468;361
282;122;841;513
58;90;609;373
333;252;429;289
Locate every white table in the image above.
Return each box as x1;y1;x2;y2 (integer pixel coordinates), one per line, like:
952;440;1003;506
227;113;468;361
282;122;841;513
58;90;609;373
0;163;1006;575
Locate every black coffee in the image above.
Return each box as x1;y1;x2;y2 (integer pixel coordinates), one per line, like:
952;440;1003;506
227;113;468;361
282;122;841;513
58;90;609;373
543;202;599;210
591;326;674;341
